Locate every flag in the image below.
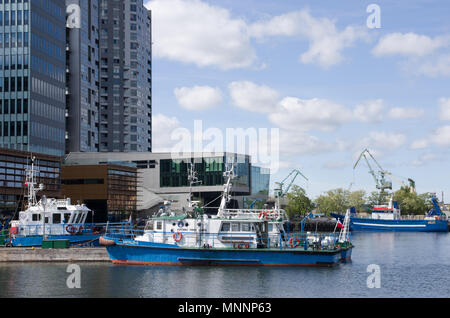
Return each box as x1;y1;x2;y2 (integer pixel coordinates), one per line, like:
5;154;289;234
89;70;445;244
336;220;344;230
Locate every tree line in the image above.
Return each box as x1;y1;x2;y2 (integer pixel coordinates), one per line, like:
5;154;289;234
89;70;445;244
285;185;436;218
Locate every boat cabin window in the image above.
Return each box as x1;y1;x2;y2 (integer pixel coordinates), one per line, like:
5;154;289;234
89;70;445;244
145;222;154;231
32;214;41;222
64;213;71;223
74;213;82;224
221;223;231;232
53;214;61;224
156;221;162;230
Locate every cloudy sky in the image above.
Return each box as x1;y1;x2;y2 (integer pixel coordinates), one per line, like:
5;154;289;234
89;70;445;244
145;0;450;201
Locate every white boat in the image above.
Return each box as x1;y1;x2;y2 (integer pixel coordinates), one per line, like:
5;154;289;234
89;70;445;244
7;157;106;247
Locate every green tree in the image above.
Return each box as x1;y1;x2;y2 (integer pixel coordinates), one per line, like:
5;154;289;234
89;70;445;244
315;188;368;214
393;186;431;215
348;190;367;212
315;188;350;214
367;191;390;206
285;185;314;218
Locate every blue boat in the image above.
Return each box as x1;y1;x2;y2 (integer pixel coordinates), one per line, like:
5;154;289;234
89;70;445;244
331;196;448;232
101;164;353;267
5;157;111;247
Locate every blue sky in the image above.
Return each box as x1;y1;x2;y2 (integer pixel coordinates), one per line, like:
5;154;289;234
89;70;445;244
144;0;450;201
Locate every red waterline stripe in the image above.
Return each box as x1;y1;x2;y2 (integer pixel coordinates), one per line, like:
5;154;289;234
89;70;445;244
111;260;338;267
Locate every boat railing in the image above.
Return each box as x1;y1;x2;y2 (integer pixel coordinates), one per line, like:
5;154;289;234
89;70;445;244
12;222;128;237
221;209;288;220
104;225;342;251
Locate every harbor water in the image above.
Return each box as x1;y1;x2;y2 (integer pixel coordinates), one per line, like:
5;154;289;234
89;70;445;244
1;232;450;298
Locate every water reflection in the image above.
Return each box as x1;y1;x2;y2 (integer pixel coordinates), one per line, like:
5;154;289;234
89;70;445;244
1;232;450;298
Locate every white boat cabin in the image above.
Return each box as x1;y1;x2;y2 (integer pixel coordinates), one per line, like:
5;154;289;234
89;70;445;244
11;198;91;236
136;213;287;249
371;199;401;220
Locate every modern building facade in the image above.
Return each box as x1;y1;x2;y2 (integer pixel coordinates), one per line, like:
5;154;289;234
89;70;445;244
0;1;152;157
61;163;137;222
0;147;62;218
0;0;67;156
98;0;152;153
65;0;100;153
64;152;269;216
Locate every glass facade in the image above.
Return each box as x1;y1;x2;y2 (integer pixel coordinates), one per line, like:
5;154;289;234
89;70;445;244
160;156;250;189
0;0;66;156
0;148;61;214
251;166;270;196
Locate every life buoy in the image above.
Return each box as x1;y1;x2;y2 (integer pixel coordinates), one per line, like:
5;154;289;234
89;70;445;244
173;231;183;242
66;224;81;235
289;237;300;248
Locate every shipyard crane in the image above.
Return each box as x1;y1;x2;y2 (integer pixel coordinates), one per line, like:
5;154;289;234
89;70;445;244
354;149;392;202
274;169;308;210
383;172;416;194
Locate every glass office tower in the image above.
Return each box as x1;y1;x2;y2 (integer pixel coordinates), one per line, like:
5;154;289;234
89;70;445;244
0;0;66;156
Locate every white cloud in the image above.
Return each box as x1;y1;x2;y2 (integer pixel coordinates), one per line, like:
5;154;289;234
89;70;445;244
372;33;448;57
174;86;223;111
278;130;335;155
356;132;407;154
410;139;429;150
249;9;367;68
269;97;353;132
353;99;385;123
439;98;450;121
146;0;257;70
388;107;424;119
412;54;450;77
228;81;280;113
151;114;183;152
410;153;439;167
430;125;450;147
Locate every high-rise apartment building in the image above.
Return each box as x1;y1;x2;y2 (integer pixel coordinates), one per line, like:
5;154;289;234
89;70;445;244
0;0;152;157
0;0;67;156
98;0;152;153
65;0;100;153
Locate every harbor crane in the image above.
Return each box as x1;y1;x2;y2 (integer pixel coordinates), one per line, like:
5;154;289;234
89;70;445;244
354;149;392;202
274;169;308;210
354;149;417;200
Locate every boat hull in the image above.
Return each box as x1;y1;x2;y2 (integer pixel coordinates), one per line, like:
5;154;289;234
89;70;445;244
331;213;448;232
8;234;101;247
103;239;349;267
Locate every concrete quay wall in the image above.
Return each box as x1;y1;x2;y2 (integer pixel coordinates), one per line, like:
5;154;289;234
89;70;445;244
0;247;110;262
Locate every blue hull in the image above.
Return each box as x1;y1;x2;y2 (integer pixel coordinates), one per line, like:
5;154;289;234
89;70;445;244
331;214;448;232
104;239;351;267
9;234;101;247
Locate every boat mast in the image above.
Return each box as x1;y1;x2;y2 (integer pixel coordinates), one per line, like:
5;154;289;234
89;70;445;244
25;157;40;207
188;162;201;208
217;163;234;218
